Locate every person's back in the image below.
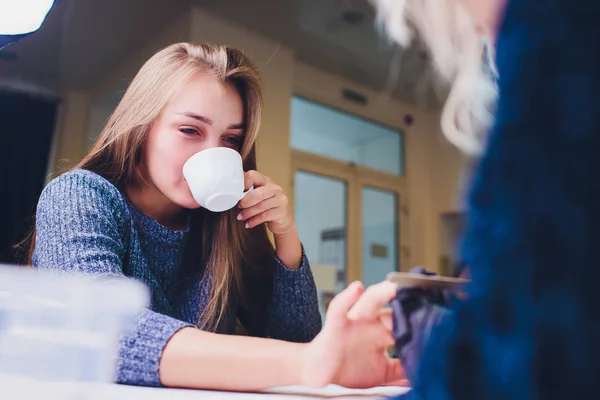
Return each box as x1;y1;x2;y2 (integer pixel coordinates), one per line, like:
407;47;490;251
393;0;600;398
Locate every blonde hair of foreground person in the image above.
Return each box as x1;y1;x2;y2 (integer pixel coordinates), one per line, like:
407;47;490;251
25;42;407;391
372;0;501;155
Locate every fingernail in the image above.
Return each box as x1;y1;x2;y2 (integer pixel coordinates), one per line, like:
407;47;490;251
245;222;249;229
237;213;242;221
349;281;362;290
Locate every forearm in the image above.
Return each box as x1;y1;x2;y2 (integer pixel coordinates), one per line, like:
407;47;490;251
273;223;302;270
160;327;307;391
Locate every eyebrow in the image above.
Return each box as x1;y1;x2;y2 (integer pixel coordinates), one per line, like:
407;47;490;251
176;111;244;130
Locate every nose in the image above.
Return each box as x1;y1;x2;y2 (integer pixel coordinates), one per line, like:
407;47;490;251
200;136;222;151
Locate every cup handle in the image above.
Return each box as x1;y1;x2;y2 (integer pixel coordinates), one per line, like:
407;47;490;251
240;185;254;200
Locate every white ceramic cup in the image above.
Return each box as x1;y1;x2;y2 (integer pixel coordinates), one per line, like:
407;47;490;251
182;147;253;212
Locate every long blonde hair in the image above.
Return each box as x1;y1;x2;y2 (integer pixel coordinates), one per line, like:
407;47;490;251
26;42;275;332
372;0;498;155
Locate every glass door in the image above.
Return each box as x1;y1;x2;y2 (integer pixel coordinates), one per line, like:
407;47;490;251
293;170;348;317
361;186;399;287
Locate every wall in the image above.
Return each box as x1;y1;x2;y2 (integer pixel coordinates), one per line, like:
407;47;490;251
87;82;128;152
87;103;112;152
431;129;472;213
51;91;91;174
429;127;473;271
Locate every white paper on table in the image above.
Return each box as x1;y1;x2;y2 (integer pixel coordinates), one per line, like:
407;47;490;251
264;384;411;399
91;384;411;400
0;374;410;400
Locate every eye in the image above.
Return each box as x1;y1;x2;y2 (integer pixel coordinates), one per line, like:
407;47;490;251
225;136;242;146
179;127;199;136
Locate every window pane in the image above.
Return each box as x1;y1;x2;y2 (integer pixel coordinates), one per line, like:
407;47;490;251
290;96;404;175
362;187;398;287
294;171;347;316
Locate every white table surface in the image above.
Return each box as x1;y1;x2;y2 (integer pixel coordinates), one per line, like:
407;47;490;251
1;375;410;400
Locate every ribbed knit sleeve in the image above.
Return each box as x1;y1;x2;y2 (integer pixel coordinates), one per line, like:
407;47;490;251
32;169;192;387
266;247;322;342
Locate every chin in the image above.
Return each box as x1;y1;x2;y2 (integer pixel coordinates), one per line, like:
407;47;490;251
181;199;202;210
173;183;202;209
174;193;202;210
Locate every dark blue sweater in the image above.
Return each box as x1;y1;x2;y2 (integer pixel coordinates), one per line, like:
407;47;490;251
32;168;322;387
398;0;600;398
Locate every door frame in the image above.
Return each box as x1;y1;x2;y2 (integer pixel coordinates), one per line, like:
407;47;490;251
291;150;409;285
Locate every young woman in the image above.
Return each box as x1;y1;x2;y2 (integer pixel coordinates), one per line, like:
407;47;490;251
377;0;600;399
30;42;405;390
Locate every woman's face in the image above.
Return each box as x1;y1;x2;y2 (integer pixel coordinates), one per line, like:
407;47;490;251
141;73;245;210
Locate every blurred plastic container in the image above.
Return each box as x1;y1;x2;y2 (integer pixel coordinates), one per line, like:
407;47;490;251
0;264;149;384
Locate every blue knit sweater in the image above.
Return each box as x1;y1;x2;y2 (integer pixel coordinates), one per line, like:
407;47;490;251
395;0;600;399
32;168;322;386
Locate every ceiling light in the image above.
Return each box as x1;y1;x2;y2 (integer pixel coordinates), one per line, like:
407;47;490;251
0;0;55;35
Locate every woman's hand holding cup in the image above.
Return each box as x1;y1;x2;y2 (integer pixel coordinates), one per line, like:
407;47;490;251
236;170;295;236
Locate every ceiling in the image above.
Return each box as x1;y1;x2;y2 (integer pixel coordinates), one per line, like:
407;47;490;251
198;0;442;108
0;0;443;108
0;0;189;92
